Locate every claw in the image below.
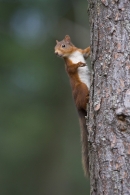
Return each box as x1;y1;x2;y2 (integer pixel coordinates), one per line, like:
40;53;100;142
79;62;86;67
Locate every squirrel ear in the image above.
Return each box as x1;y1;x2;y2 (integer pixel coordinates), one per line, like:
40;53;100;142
64;35;71;43
56;40;59;44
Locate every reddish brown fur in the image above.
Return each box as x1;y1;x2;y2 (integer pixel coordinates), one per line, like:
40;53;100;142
55;35;90;59
64;57;89;176
64;58;89;110
54;35;90;176
83;47;91;59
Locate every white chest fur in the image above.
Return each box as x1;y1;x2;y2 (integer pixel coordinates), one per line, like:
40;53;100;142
69;51;90;89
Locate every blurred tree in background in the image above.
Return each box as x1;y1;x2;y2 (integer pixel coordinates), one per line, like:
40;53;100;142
0;0;90;194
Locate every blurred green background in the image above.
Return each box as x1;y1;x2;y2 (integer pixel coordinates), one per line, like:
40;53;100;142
0;0;90;194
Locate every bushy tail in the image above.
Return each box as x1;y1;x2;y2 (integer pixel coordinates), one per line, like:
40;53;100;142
78;109;89;176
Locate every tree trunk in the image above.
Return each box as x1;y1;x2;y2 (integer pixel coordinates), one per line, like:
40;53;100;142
87;0;130;194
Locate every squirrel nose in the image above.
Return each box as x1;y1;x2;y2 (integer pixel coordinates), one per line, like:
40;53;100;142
55;51;58;55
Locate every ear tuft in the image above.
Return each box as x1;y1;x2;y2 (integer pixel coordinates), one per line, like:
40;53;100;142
56;40;59;44
64;35;71;42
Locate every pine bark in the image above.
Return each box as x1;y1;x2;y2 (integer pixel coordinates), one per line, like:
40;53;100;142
87;0;130;194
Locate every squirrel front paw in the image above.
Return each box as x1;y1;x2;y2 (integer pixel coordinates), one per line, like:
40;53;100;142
78;62;86;67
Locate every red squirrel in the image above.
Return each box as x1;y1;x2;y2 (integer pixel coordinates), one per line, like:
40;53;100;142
54;35;90;176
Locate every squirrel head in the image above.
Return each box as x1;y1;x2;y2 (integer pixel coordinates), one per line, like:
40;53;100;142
54;35;76;58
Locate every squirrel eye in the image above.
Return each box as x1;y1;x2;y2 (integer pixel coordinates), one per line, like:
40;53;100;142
62;44;65;48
